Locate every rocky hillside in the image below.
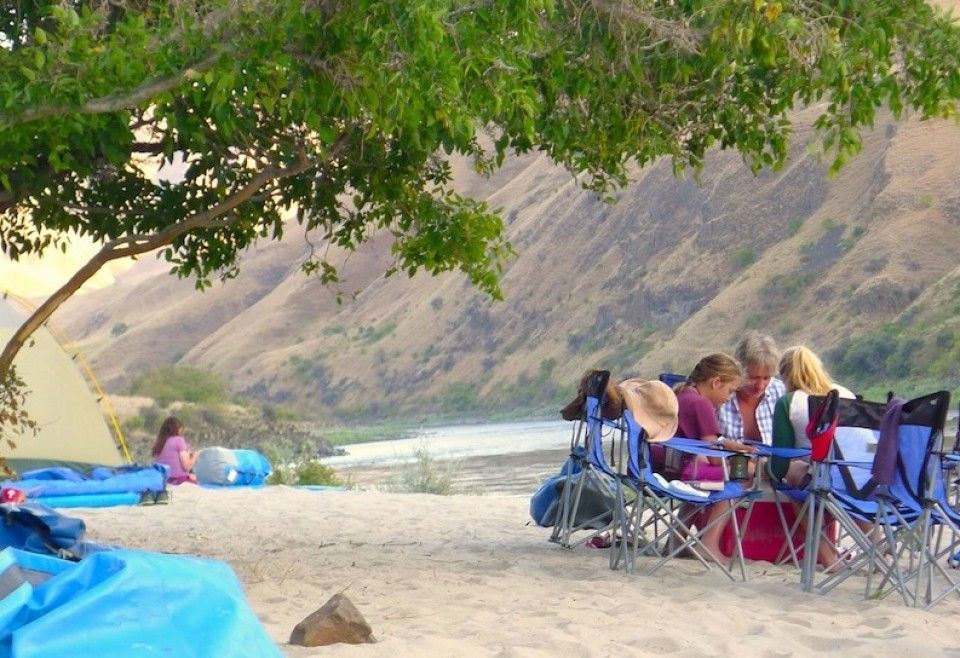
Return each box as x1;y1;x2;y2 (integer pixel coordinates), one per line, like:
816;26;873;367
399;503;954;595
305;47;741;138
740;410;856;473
56;101;960;419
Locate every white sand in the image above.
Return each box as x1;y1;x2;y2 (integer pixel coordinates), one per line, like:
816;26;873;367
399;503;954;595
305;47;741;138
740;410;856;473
73;486;960;657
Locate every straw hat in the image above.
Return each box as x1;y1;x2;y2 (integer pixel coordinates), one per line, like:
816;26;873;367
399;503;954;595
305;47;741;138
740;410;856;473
618;379;679;443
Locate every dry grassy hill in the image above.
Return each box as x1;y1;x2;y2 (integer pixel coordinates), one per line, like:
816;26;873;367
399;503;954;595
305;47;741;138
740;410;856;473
57;104;960;419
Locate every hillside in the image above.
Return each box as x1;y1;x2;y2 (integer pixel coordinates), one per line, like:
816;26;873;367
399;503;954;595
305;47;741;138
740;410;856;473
57;107;960;419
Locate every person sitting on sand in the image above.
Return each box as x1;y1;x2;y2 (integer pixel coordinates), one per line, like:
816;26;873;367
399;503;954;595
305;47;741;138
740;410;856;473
152;416;199;484
673;353;757;559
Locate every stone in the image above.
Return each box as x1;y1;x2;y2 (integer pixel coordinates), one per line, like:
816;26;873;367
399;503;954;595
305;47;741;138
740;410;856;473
289;593;375;647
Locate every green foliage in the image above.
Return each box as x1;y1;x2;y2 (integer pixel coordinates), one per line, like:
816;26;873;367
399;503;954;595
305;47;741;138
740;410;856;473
267;459;343;487
607;336;652;373
785;217;805;237
383;446;457;495
838;225;866;252
2;0;959;304
830;324;923;382
0;366;38;476
318;423;413;447
936;329;956;351
731;246;757;269
110;322;129;337
295;460;343;486
126;366;231;407
420;344;437;362
262;439;344;486
288;355;318;384
743;312;764;330
3;0;960;421
760;272;815;304
777;319;801;336
567;329;613;354
121;414;145;435
355;322;397;345
439;382;479;414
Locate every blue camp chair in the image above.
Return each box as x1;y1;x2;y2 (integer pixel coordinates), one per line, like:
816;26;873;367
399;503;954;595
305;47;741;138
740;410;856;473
613;409;761;581
550;370;621;549
785;391;949;603
658;373;686;388
872;390;960;609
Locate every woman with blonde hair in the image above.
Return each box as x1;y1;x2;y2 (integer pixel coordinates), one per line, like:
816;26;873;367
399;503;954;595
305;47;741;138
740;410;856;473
772;345;856;569
772;346;855;487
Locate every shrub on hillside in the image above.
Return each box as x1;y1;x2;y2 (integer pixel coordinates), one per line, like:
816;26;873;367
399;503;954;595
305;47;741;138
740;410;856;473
127;366;232;407
830;325;924;383
731;246;757;269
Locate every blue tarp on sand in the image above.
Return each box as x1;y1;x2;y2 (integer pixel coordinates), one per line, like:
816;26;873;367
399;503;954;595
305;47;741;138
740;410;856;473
0;547;282;658
0;502;112;559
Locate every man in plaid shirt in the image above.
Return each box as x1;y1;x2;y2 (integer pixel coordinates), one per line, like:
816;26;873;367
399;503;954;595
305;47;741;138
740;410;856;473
717;332;785;445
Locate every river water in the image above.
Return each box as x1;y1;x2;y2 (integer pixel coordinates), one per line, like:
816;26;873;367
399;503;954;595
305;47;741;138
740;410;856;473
322;419;573;469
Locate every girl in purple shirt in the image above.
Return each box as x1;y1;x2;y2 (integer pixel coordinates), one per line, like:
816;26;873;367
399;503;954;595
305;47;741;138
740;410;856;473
674;353;755;560
152;417;198;484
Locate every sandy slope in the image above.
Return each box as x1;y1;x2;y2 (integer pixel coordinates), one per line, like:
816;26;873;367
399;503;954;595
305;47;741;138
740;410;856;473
72;486;960;657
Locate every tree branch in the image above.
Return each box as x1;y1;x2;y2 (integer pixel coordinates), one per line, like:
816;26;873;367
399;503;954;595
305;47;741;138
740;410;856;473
0;144;320;376
0;191;13;216
1;50;221;128
585;0;708;55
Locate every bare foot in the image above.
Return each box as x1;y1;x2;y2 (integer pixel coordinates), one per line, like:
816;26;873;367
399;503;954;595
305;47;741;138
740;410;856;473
698;542;728;565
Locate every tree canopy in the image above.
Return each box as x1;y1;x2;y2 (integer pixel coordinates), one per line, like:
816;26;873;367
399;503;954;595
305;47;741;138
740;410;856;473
1;0;959;380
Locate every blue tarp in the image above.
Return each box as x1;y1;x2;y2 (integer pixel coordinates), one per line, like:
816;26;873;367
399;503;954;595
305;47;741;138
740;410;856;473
0;547;282;657
4;466;166;508
0;502;112;559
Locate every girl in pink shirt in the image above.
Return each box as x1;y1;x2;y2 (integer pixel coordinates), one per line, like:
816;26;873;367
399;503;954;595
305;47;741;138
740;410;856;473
674;353;755;560
152;417;198;484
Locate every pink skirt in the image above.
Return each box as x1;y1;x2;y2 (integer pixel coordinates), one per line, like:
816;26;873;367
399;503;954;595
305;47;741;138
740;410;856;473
680;460;724;482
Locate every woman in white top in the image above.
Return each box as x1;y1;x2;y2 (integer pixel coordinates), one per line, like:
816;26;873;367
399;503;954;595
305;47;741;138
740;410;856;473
771;345;854;487
771;345;860;571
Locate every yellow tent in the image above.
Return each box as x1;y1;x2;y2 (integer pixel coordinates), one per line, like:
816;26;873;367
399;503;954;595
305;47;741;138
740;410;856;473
0;294;128;473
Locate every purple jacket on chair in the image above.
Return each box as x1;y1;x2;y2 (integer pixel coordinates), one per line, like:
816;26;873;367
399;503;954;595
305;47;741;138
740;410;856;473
872;396;905;486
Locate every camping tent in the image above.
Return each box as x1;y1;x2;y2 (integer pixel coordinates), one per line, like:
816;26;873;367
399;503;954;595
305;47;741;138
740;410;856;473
0;295;126;474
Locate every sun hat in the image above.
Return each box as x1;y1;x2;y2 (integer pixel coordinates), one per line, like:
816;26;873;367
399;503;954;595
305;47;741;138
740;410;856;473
618;379;679;443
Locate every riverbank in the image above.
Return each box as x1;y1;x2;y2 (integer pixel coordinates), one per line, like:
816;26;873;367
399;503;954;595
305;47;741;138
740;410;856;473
336;447;571;496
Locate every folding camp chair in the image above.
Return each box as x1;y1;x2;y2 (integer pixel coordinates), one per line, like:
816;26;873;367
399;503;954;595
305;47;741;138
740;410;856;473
550;370;621;549
872;390;960;609
613;414;761;581
786;391;949;603
658;373;686;388
607;408;676;574
942;404;960;515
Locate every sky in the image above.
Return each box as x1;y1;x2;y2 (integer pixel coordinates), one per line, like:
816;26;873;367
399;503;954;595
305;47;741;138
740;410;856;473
0;241;133;299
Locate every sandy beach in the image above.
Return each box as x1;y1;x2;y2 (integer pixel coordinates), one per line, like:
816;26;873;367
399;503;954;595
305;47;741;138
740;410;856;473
71;480;960;658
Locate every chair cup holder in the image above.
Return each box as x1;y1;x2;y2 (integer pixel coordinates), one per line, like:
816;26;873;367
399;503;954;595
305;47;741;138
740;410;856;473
727;454;751;482
809;436;831;462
